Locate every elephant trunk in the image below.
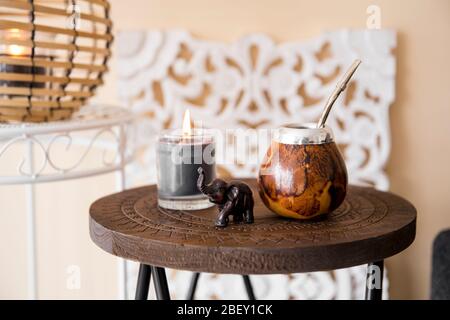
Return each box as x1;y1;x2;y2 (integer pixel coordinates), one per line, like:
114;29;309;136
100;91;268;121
197;167;210;194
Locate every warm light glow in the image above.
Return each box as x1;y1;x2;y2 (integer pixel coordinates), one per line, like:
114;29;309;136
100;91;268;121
8;44;27;56
5;29;28;56
182;109;192;136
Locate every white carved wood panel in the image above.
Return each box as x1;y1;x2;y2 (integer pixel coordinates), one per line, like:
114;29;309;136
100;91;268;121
117;29;396;300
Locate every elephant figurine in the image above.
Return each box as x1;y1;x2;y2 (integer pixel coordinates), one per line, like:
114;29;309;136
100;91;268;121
197;167;254;228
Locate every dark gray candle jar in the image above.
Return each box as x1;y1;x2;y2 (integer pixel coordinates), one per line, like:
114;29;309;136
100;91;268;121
157;128;216;210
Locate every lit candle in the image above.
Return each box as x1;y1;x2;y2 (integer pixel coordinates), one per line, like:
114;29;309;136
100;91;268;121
157;110;216;210
0;29;45;90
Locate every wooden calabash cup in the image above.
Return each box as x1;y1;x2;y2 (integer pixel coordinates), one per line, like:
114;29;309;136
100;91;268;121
258;124;348;219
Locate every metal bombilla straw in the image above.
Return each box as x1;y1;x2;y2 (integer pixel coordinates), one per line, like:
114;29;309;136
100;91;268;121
317;59;362;128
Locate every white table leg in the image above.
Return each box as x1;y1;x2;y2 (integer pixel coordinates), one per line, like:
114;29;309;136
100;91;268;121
26;139;37;299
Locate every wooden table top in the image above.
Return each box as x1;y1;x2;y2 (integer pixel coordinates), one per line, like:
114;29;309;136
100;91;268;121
89;180;416;275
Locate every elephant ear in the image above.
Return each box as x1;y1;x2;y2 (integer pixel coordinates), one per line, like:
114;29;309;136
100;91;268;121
227;186;239;202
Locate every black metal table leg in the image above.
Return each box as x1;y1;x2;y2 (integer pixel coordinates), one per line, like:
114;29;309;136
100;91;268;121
186;272;201;300
365;260;384;300
151;266;171;300
135;264;151;300
242;275;256;300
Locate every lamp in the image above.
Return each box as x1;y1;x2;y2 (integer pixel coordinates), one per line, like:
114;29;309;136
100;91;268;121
0;0;113;122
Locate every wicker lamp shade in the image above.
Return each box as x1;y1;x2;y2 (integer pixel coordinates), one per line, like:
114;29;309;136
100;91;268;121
0;0;113;123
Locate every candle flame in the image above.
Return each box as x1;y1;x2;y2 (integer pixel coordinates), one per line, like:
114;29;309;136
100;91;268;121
182;109;192;137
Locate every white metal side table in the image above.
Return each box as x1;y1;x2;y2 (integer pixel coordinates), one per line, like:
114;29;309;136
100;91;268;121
0;105;136;299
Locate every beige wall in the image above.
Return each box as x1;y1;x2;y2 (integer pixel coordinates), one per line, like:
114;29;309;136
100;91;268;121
1;0;449;299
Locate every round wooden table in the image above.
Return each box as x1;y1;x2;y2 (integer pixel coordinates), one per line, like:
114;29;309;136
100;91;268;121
89;180;416;300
